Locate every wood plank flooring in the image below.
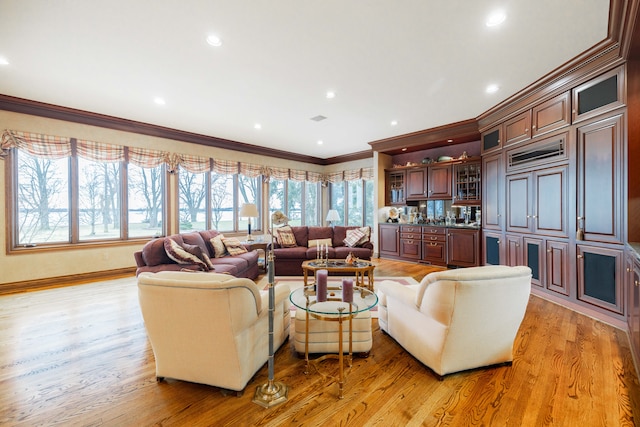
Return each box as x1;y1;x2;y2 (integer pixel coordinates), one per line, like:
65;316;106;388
1;259;639;426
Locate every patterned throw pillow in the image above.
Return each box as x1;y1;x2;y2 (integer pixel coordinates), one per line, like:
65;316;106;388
276;225;298;248
356;226;371;245
222;237;248;256
164;238;209;271
210;234;228;258
344;229;366;247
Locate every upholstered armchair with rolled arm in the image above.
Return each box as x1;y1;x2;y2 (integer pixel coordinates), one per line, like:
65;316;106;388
137;271;290;393
377;265;532;379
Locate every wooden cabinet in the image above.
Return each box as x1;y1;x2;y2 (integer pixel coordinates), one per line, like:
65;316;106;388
544;239;570;296
386;170;406;205
577;244;624;315
447;228;480;267
406;168;427;200
576;114;625;245
505;233;523;267
483;230;503;266
422;227;446;266
481;125;502;154
532;92;570;137
399;225;421;260
482;152;503;231
572;65;625;124
427;164;452;199
506;165;568;238
504;111;531;147
378;224;399;257
452;160;481;205
627;252;640;366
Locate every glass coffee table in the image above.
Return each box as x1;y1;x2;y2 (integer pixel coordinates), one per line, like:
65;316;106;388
290;284;378;399
301;259;375;291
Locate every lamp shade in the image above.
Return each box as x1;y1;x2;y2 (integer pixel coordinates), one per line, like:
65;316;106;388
239;203;259;218
326;209;340;222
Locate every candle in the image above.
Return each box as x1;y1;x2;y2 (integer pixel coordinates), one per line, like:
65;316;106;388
342;278;353;303
317;241;320;259
316;269;328;302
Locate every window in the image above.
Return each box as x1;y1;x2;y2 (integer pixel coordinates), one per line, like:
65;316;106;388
178;169;261;234
268;179;320;226
6;132;167;249
329;179;374;227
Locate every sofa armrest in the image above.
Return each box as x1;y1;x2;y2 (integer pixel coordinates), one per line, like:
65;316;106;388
134;250;146;267
377;280;419;309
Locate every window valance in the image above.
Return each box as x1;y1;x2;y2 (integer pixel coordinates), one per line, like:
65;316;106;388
1;129;372;182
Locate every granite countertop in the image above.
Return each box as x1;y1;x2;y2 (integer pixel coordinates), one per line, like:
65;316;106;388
380;222;481;230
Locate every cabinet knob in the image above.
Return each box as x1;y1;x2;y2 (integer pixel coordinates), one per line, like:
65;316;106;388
577;254;583;259
636;280;640;287
497;240;501;244
547;249;552;253
532;124;536;129
627;267;631;272
525;128;529;132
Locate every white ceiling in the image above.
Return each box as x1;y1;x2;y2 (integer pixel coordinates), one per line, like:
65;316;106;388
0;0;610;159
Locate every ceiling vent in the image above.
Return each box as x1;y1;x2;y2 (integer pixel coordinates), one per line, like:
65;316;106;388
310;115;327;122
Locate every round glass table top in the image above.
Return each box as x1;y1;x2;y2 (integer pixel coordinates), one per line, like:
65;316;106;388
289;285;378;316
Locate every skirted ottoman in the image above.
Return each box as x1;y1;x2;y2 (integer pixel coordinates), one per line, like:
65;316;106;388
293;304;373;357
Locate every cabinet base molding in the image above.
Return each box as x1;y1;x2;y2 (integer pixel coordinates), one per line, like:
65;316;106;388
530;287;626;330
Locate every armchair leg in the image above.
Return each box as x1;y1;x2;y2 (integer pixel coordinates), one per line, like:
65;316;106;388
220;388;244;397
156;376;165;382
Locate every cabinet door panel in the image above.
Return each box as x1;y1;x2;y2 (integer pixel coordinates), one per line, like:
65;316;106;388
577;245;623;314
428;165;452;199
505;234;522;266
506;174;530;232
504;111;531;146
483;154;503;230
379;225;399;255
406;169;427;200
532;92;570;137
577;115;623;244
535;166;568;237
523;237;544;288
400;239;421;259
546;240;569;296
423;241;446;265
448;229;479;267
484;232;503;265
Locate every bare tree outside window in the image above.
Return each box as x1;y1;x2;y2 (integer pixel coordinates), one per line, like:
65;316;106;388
128;164;164;238
178;168;206;232
78;158;121;240
16;151;69;244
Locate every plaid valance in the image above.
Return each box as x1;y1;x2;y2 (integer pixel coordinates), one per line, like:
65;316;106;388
1;129;372;182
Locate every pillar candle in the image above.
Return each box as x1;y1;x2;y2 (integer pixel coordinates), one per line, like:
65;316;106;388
316;269;328;302
342;278;353;303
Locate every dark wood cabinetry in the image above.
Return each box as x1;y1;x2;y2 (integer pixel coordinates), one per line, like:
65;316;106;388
576;114;625;245
627;252;640;366
406;169;427;200
572;65;625;123
483;230;503;266
427;164;452;199
577;244;624;314
481;125;502;154
447;228;480;267
532;92;571;137
482;153;503;231
399;225;421;260
386;170;405;205
378;224;399;257
452;160;481;205
422;227;446;266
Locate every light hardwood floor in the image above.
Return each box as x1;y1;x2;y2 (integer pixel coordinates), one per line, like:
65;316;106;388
1;259;639;426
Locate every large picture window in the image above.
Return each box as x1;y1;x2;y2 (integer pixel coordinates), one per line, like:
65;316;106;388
268;179;320;226
329;179;374;227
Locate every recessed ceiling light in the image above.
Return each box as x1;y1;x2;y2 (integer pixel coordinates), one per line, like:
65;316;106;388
486;84;499;94
254;123;262;130
154;97;166;105
326;91;335;99
206;34;222;47
486;10;506;27
391;120;398;126
0;57;9;66
317;140;324;145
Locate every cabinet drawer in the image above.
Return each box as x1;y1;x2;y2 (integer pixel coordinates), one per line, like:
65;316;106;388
400;232;421;240
422;227;446;236
423;234;446;242
400;225;422;233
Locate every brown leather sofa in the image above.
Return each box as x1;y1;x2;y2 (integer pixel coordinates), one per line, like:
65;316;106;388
272;226;373;276
134;230;259;279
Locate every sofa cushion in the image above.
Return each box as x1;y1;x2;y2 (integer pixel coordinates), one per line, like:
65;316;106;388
308;237;332;248
273;246;309;259
141;238;174;267
290;226;309;247
222;237;249;256
164;238;209;271
308;227;332;242
275;226;298;247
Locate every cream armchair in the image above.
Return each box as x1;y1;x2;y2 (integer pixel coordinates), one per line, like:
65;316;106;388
137;271;290;392
377;265;531;378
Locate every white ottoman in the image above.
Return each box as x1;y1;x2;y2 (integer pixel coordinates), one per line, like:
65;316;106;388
293;305;373;356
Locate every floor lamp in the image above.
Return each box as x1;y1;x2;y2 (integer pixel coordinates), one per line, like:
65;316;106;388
253;210;289;408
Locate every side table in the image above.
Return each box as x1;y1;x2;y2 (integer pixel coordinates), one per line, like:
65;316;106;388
241;240;269;272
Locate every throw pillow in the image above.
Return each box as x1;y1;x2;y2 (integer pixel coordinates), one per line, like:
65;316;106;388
210;234;228;258
344;229;366;247
201;252;215;270
222;237;248;256
308;238;333;248
276;225;298;248
164;238;209;271
356;226;371;245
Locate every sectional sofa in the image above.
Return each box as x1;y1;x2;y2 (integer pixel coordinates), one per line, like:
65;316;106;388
271;225;373;276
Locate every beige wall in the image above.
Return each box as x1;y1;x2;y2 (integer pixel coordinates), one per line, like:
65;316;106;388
0;111;373;285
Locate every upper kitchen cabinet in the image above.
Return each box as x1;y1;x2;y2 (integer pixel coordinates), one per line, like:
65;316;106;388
427;163;452;199
452;159;481;206
572;65;625;124
386;170;406;205
481;125;502;154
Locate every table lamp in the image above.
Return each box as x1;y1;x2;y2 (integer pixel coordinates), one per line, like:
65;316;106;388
326;209;340;227
253;210;289;408
239;203;259;241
